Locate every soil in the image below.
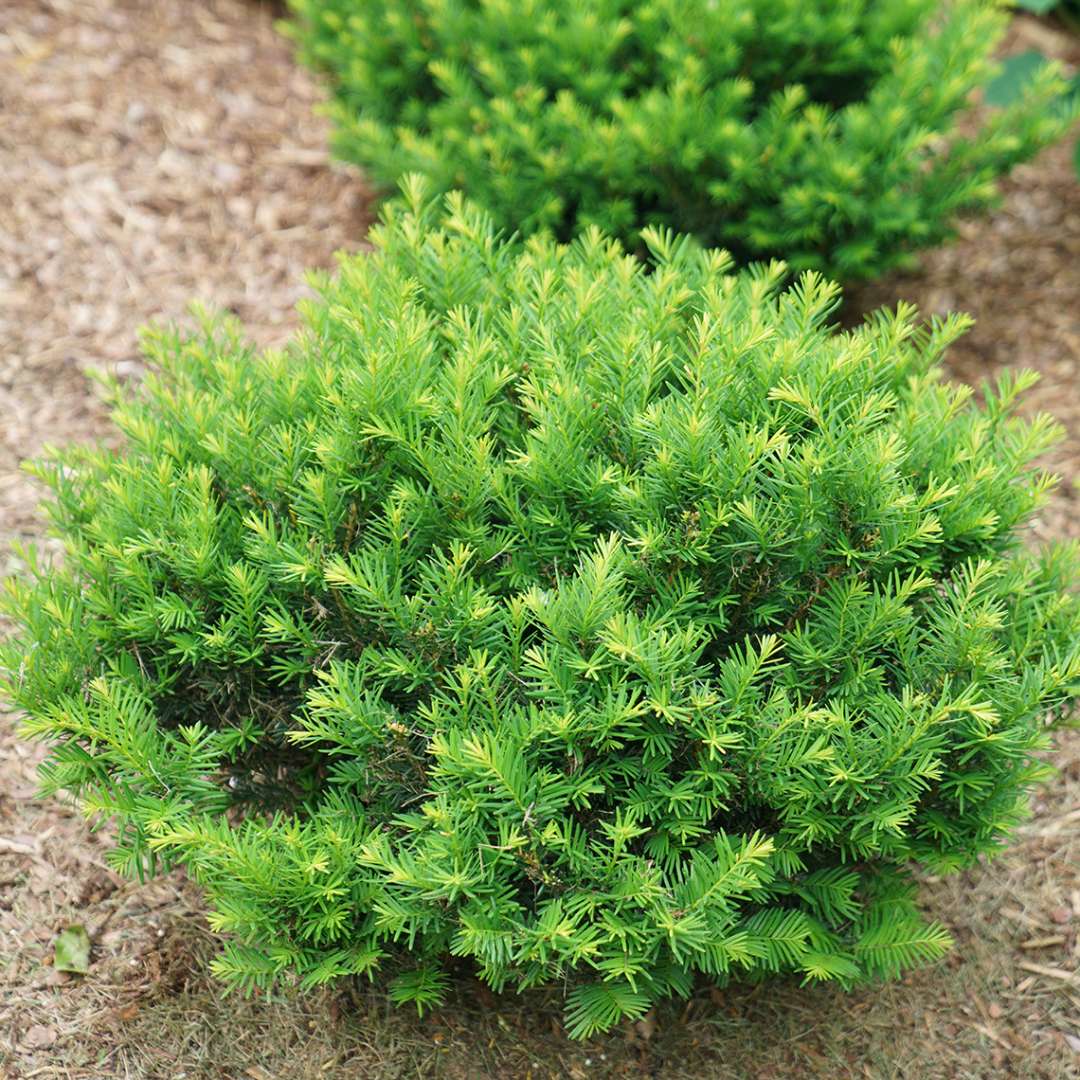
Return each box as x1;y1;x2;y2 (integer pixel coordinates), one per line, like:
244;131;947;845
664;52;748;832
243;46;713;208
1;4;1079;1079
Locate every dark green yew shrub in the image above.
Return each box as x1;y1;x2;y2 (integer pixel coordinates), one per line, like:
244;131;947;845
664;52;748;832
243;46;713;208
6;184;1080;1036
285;0;1074;281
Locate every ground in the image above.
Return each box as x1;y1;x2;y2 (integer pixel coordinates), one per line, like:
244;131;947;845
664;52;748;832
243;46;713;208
1;3;1079;1078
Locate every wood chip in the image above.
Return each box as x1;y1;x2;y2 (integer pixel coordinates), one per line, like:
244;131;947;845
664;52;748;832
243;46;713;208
1020;936;1067;950
971;1022;1011;1050
0;836;39;856
1018;962;1080;987
1051;906;1073;926
22;1024;57;1050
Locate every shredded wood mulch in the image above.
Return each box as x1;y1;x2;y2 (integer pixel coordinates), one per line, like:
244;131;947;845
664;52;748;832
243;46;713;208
0;0;372;553
1;4;1079;1079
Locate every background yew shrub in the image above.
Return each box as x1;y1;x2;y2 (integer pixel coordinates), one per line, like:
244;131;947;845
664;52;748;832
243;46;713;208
287;0;1074;279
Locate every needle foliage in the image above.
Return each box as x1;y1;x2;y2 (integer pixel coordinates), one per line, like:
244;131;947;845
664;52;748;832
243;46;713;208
5;184;1080;1036
285;0;1074;280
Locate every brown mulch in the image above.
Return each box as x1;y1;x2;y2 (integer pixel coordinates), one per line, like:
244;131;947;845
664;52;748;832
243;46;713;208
1;4;1079;1079
0;0;372;555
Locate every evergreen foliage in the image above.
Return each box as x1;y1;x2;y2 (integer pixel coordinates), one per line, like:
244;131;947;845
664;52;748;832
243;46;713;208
6;184;1080;1035
1014;0;1079;19
285;0;1075;281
